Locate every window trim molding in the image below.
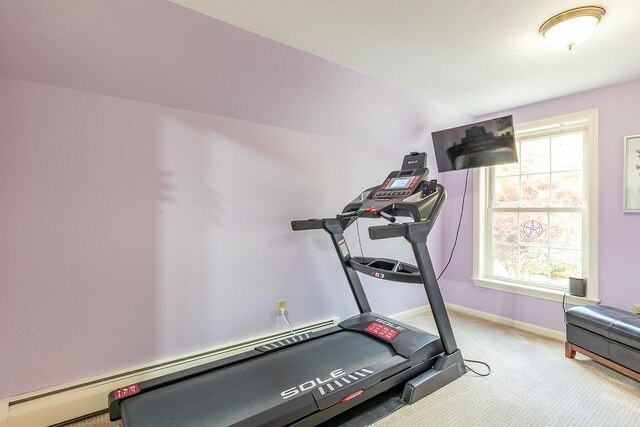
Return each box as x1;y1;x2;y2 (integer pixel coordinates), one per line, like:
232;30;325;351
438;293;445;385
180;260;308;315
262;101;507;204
472;109;599;304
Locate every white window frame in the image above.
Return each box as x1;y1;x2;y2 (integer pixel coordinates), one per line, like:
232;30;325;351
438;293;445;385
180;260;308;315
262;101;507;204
472;109;599;305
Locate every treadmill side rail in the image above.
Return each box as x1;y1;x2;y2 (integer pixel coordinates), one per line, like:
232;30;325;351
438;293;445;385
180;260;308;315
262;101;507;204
254;326;341;353
312;366;381;410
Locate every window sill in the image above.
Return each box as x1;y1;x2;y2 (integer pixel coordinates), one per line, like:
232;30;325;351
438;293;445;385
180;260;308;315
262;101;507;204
472;277;600;306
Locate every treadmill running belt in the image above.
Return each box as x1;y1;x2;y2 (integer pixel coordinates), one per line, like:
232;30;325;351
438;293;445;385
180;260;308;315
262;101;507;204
121;331;396;426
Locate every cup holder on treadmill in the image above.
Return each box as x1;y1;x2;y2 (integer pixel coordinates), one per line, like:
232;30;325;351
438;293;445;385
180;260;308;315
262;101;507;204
347;256;422;284
367;260;396;271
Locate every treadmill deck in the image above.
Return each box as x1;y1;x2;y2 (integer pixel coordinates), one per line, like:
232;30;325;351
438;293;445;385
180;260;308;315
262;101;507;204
122;331;397;426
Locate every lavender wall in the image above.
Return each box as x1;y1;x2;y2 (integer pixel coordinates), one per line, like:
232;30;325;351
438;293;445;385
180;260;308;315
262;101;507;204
0;0;463;147
440;78;640;332
0;1;470;399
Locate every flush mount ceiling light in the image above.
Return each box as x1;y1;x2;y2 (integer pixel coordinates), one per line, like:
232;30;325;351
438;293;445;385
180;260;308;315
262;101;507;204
539;6;605;50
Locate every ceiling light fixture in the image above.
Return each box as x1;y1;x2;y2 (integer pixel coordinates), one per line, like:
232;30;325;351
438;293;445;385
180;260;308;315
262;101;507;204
539;6;605;50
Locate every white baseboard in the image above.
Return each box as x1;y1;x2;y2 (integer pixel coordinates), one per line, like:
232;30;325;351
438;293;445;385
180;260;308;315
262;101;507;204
1;400;8;427
445;302;565;341
389;305;430;321
391;303;565;341
5;318;338;427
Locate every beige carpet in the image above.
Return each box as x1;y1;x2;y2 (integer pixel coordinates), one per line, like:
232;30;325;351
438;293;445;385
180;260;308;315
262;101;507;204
63;311;640;427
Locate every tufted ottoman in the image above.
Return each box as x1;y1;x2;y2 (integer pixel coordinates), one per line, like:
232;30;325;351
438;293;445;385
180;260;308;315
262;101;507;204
565;305;640;381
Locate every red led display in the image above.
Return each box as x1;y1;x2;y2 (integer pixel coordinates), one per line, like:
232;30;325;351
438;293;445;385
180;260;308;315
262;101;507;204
113;384;140;399
365;322;399;341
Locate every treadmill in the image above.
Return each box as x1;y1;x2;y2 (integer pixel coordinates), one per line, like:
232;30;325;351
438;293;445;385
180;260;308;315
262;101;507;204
108;152;465;426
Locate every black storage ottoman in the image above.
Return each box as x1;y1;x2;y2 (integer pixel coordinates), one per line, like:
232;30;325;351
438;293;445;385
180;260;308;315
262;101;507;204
565;305;640;381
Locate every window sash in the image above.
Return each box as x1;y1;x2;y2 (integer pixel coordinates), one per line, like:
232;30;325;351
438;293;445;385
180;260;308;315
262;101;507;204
486;214;584;289
489;129;587;209
484;122;588;290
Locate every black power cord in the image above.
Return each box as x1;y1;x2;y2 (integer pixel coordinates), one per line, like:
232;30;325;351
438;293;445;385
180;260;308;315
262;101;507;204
438;169;470;280
562;291;602;325
355;216;365;259
464;358;492;377
434;170;492;377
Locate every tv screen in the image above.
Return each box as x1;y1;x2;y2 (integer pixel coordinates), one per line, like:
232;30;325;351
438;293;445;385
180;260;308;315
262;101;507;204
431;115;517;172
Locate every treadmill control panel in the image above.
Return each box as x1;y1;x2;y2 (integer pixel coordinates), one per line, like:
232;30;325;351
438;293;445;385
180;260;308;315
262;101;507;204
374;174;422;199
341;152;444;222
358;168;432;214
365;321;399;341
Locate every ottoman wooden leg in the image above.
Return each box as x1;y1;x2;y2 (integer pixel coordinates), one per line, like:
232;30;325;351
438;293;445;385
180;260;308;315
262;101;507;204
565;341;576;358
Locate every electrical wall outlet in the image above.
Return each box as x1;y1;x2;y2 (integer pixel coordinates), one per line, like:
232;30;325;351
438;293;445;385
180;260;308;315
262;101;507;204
632;304;640;315
277;299;287;316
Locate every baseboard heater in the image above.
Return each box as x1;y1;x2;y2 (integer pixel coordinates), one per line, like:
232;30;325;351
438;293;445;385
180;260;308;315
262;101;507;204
3;318;338;427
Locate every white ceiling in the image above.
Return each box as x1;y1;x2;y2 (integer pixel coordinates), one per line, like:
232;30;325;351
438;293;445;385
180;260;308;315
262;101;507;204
170;0;640;116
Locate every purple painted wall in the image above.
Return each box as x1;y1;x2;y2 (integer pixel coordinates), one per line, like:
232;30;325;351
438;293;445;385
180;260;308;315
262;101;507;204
440;78;640;331
0;1;470;399
0;0;463;147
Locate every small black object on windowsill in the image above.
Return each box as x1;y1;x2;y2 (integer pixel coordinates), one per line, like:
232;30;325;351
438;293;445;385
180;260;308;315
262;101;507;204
569;277;586;297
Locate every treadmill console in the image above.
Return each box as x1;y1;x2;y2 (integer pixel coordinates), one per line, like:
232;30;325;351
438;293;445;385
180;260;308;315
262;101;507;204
342;152;442;222
374;173;423;199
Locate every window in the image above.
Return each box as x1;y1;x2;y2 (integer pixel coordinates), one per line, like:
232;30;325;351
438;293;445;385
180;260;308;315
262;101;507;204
473;110;598;304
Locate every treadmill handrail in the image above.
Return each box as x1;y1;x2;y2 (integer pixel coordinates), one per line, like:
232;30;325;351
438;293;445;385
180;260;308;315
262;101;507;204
291;217;355;234
368;223;406;240
291;219;324;231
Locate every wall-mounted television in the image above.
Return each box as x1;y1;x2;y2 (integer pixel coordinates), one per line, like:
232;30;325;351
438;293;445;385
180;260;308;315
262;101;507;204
431;115;517;173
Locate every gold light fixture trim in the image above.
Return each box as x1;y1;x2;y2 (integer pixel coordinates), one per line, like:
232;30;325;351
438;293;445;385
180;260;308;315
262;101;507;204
539;6;606;50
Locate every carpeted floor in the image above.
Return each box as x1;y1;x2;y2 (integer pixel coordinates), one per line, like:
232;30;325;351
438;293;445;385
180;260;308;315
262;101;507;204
64;310;640;427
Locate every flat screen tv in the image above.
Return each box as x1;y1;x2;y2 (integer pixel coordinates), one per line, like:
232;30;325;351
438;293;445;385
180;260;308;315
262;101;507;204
431;115;517;172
